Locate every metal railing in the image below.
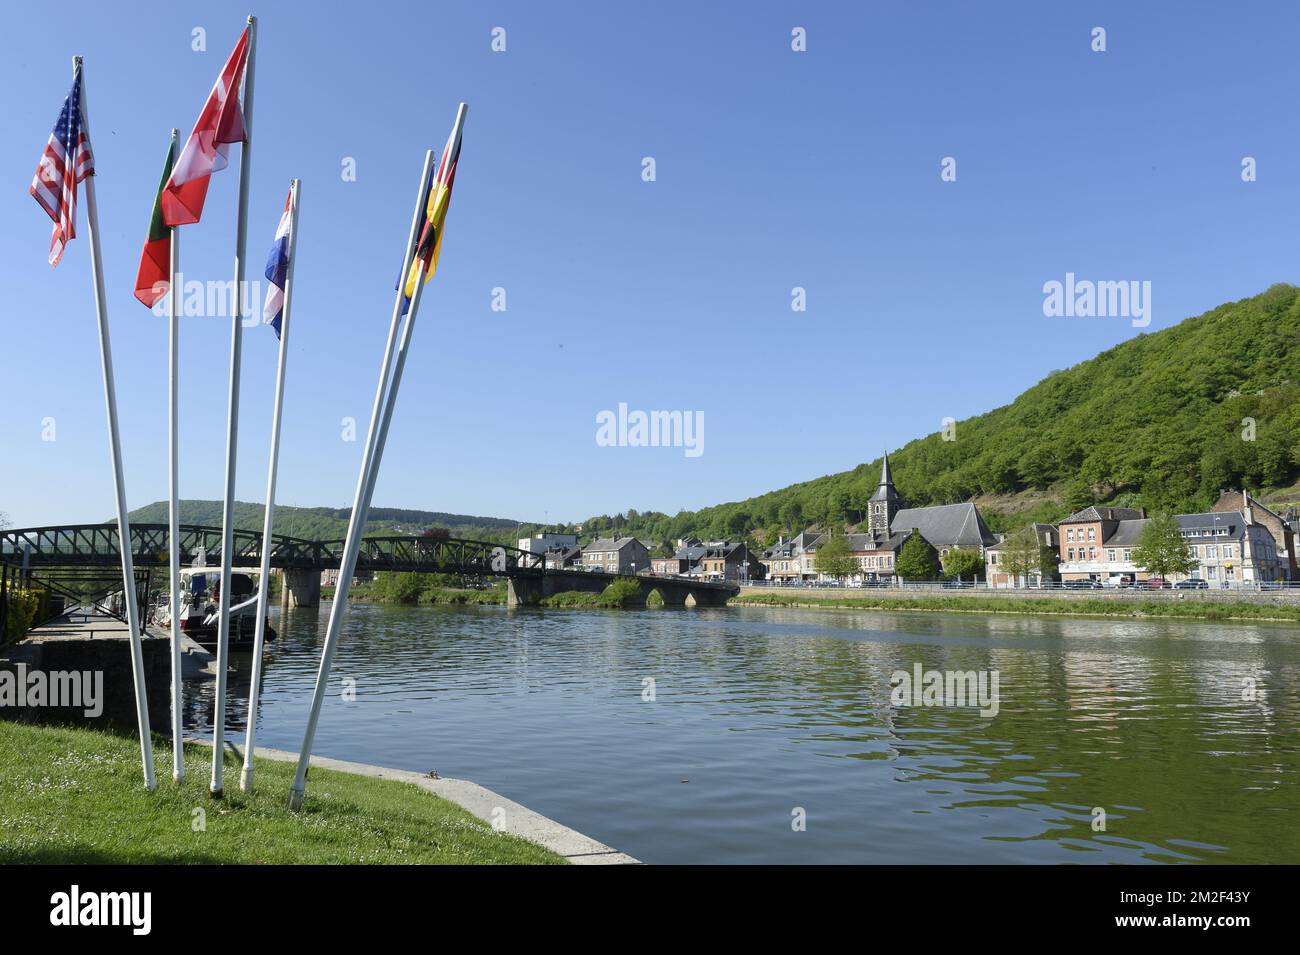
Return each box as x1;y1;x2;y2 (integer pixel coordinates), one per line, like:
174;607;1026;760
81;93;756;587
739;577;1300;593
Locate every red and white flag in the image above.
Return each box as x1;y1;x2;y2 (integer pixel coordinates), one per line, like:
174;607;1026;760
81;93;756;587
29;65;94;266
160;27;249;227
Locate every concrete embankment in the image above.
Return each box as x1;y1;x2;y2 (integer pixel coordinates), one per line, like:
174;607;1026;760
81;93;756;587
204;740;639;865
0;609;219;726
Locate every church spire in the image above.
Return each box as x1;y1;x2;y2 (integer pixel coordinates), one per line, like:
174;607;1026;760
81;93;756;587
868;450;902;537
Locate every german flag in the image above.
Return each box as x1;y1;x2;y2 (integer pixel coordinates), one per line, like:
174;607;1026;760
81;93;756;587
404;107;465;298
134;136;176;308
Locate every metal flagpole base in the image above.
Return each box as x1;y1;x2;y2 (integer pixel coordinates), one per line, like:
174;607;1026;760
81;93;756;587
210;786;224;800
288;786;305;811
239;765;253;793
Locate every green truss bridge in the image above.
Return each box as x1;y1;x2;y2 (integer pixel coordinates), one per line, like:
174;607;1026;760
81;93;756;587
1;523;737;616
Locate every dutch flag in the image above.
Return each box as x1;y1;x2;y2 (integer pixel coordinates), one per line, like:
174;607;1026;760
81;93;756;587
262;189;293;339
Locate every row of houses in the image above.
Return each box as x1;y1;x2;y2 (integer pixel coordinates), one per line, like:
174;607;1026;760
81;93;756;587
522;458;1299;588
518;531;761;581
751;457;1298;587
987;491;1296;586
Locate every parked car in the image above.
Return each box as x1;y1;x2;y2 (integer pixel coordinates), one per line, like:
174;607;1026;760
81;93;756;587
1063;579;1102;589
1175;579;1208;590
1143;578;1171;589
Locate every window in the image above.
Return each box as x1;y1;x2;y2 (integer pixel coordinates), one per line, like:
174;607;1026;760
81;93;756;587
1088;528;1096;541
1123;549;1131;561
1067;548;1075;561
1067;529;1075;542
1223;545;1234;559
1107;549;1116;561
1206;545;1217;559
1088;547;1097;560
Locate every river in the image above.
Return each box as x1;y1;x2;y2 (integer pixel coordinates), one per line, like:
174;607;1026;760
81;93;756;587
187;602;1300;864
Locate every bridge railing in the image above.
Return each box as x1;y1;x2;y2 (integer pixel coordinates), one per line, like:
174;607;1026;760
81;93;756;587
333;535;548;575
1;523;323;568
1;524;550;577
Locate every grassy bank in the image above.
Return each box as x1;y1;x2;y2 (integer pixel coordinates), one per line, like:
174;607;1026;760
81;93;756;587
730;590;1300;622
0;721;563;864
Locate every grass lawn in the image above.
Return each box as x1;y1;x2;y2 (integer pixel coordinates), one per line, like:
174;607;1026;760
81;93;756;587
730;590;1300;622
0;721;564;864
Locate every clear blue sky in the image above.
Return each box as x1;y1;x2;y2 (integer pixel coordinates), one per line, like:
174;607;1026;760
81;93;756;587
4;0;1300;529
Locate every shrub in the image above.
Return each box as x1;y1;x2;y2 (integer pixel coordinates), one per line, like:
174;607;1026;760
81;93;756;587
597;577;643;608
3;588;44;645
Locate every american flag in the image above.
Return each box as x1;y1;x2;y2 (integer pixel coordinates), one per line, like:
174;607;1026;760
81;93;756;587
30;66;95;266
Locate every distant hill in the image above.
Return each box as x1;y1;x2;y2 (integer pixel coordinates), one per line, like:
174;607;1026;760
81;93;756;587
125;501;525;543
573;284;1300;545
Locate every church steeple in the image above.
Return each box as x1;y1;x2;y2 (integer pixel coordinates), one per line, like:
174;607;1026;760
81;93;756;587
868;451;903;538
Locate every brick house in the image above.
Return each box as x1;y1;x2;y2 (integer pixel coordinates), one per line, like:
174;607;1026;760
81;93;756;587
1056;506;1148;582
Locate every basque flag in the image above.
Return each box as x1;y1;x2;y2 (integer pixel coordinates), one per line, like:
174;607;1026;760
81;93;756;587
262;189;293;339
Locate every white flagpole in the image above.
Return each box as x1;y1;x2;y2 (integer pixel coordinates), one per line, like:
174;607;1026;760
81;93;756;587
210;14;257;799
166;127;185;782
287;146;438;810
241;178;300;792
76;56;156;790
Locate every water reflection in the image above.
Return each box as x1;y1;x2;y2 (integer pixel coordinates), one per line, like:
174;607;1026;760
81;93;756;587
187;602;1300;864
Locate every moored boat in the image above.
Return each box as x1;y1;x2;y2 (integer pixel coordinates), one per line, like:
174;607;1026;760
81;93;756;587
153;566;277;649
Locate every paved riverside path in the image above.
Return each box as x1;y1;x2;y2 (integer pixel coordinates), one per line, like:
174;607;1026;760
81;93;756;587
203;741;640;865
21;608;218;679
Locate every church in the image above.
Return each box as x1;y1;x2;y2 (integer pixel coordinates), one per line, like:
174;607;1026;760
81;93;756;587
848;453;995;579
764;454;997;582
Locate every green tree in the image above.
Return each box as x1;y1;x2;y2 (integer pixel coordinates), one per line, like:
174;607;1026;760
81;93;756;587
1037;538;1060;581
725;509;750;538
1132;512;1197;580
823;488;852;529
895;534;939;580
941;548;985;581
1064;479;1094;512
779;500;804;534
815;531;857;581
1001;525;1039;586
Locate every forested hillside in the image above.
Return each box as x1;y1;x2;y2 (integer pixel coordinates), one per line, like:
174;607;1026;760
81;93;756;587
569;285;1300;547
